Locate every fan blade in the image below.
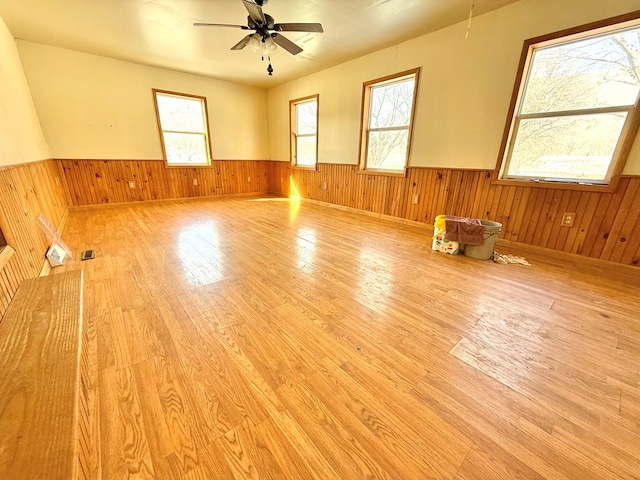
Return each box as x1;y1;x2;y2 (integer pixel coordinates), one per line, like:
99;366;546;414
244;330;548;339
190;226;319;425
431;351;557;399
231;35;254;50
242;0;266;25
271;33;303;55
274;23;323;33
194;22;249;29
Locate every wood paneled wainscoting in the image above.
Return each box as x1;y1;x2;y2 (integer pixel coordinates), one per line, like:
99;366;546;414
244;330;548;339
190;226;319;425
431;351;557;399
269;162;640;268
51;159;640;267
0;160;69;317
56;159;272;206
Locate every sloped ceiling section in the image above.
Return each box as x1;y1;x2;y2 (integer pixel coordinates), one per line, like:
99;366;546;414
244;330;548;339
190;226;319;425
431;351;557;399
0;16;49;165
0;0;519;87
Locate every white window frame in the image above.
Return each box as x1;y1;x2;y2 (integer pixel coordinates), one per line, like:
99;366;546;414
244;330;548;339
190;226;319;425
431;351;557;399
290;95;319;169
496;12;640;191
152;89;212;167
359;68;420;176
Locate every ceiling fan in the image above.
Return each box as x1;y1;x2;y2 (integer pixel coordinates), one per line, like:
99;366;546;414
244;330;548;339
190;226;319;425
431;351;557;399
194;0;324;76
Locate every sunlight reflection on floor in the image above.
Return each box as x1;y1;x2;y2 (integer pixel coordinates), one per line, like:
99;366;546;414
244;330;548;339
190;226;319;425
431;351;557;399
296;227;316;274
289;176;301;224
177;221;225;286
357;248;393;312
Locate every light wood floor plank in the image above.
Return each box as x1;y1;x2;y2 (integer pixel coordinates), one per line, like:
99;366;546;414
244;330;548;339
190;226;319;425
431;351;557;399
0;271;84;480
56;195;640;479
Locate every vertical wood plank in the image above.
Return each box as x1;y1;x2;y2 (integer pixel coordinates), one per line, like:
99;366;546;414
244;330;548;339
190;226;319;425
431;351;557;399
50;160;640;268
0;160;69;318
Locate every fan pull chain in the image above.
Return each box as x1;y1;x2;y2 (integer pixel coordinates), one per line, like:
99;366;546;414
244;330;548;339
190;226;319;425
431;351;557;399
260;37;274;75
465;0;475;39
267;53;273;75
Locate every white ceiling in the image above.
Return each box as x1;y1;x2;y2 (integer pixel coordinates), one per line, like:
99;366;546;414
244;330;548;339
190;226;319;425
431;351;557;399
0;0;520;88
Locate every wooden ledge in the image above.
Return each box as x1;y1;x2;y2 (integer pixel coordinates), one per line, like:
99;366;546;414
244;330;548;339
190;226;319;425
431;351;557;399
0;270;84;479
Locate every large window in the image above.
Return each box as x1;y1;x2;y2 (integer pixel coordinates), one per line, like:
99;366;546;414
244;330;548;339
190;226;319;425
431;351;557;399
359;68;419;174
497;13;640;188
290;95;318;168
153;89;212;166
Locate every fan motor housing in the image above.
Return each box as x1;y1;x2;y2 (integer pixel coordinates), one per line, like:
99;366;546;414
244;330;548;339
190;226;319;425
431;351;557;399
248;13;275;31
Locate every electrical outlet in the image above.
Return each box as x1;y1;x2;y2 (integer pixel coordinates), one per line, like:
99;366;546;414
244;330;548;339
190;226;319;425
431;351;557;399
562;212;576;227
193;178;198;186
55;176;60;186
323;182;328;190
129;181;135;189
412;193;420;205
247;176;251;183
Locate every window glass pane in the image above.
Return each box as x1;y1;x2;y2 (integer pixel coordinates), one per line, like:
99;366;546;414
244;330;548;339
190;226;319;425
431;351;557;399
296;136;316;166
508;112;626;180
521;28;640;114
156;94;206;133
164;132;208;165
366;129;409;171
296;101;317;135
369;78;415;128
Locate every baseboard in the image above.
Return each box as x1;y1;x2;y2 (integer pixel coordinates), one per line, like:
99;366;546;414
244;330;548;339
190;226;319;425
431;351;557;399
56;208;70;236
496;238;640;276
296;196;638;275
300;197;433;230
70;191;273;210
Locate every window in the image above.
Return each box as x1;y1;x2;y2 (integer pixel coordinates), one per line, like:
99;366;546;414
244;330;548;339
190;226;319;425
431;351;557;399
497;13;640;188
290;95;319;168
359;68;420;174
153;89;212;166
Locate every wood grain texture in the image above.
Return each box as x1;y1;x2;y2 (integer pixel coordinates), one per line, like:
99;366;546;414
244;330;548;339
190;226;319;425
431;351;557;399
56;159;272;206
57;196;640;479
55;159;639;267
0;270;84;480
77;300;96;480
0;245;16;271
0;159;69;319
270;162;640;267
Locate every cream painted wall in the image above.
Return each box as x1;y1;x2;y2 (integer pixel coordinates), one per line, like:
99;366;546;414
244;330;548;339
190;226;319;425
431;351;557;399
17;41;269;160
267;0;640;175
0;17;50;166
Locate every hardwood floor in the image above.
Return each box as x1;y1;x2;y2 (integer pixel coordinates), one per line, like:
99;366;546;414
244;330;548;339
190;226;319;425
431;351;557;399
57;196;640;479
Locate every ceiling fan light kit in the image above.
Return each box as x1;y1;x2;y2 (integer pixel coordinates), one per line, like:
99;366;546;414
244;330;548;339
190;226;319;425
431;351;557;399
194;0;323;76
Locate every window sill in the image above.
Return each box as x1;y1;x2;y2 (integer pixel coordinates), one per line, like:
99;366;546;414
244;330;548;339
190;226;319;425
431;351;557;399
492;177;616;193
165;163;213;169
0;245;15;271
290;164;317;171
357;168;407;178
